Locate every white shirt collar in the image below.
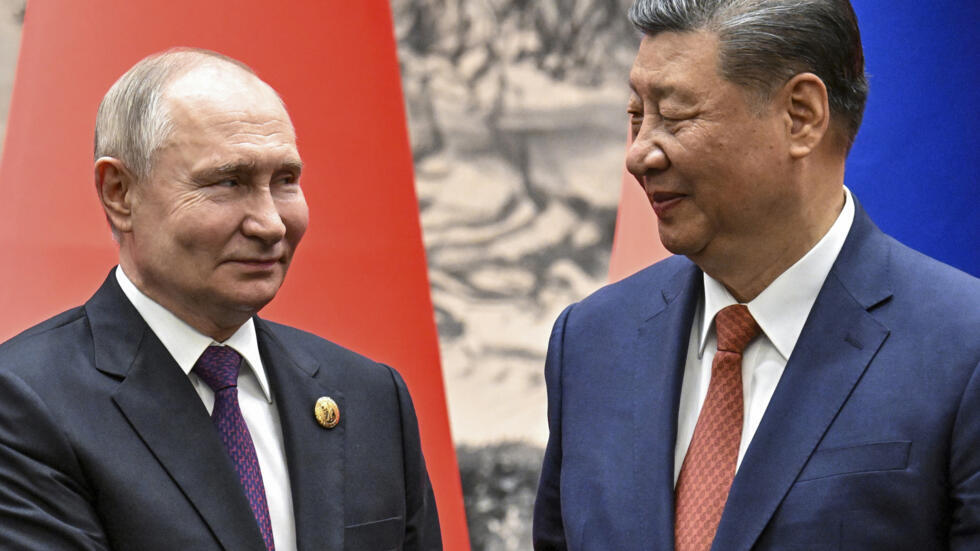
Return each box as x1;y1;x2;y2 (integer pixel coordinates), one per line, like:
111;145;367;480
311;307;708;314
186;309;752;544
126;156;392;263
114;266;272;402
698;187;856;360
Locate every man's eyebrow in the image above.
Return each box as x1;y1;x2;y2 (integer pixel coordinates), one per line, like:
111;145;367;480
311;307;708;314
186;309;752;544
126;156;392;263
281;160;304;175
628;80;698;108
629;78;677;98
201;160;258;178
194;159;304;180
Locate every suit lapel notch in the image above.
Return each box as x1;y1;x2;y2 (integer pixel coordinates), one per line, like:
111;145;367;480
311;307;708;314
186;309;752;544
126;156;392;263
831;199;894;311
85;272;149;378
256;321;321;378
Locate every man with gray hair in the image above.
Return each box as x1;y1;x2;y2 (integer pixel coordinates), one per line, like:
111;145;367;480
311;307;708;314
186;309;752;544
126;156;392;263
0;48;441;550
534;1;979;549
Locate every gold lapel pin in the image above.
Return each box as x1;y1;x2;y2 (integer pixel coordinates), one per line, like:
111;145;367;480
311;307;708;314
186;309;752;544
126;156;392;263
314;396;340;429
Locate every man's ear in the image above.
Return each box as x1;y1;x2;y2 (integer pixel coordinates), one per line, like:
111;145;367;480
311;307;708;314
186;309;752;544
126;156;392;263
780;73;831;158
94;157;137;233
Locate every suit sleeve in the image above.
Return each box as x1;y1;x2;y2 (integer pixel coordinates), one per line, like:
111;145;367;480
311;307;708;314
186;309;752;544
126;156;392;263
0;371;110;550
949;359;980;549
533;304;574;551
388;367;443;551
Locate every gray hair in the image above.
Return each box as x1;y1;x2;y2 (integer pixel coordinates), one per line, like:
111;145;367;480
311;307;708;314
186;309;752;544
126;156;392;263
629;0;868;149
94;48;257;180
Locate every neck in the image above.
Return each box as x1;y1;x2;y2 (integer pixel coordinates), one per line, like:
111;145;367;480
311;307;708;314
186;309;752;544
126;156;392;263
701;184;846;303
118;255;248;342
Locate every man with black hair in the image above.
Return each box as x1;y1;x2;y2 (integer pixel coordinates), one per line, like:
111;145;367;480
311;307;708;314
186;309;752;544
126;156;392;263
534;1;980;549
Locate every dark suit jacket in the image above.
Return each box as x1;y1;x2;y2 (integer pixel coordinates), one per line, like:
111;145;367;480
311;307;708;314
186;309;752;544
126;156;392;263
0;272;441;550
533;201;980;550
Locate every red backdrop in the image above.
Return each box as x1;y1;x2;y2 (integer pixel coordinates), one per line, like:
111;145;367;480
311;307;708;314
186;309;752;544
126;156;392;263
608;131;671;282
0;1;468;548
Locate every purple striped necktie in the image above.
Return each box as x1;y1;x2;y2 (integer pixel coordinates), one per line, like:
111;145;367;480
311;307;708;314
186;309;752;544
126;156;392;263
193;345;276;550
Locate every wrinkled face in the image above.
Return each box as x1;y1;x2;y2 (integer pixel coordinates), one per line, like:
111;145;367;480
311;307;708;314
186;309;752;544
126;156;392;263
626;31;798;269
126;63;308;335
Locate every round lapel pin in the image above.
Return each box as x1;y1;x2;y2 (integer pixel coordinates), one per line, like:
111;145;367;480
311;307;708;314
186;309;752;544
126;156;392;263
314;396;340;429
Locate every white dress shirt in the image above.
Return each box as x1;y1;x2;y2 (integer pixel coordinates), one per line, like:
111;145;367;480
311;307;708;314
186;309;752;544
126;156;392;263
673;188;856;485
115;267;296;550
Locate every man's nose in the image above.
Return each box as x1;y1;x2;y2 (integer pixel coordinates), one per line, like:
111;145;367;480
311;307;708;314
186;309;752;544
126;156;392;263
625;130;670;178
242;187;287;244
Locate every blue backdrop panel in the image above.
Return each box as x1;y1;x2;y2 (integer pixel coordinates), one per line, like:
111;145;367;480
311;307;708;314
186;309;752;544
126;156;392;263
848;1;979;276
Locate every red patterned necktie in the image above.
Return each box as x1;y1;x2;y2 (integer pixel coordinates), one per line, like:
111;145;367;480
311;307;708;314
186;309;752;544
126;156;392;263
193;346;276;551
675;304;761;551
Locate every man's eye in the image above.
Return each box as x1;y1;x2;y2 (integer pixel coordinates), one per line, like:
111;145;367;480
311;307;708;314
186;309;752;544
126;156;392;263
660;110;694;124
274;175;299;186
629;111;643;130
216;179;239;187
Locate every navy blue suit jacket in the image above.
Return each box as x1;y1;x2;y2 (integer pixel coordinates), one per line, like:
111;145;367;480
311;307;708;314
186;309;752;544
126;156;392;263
0;273;441;550
533;202;980;550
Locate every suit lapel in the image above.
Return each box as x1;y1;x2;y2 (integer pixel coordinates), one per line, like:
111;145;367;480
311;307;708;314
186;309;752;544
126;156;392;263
713;204;893;551
631;261;701;551
87;275;265;551
256;320;346;551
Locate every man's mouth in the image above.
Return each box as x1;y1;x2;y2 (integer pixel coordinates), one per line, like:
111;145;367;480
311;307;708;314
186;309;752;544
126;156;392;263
228;257;282;269
649;191;686;217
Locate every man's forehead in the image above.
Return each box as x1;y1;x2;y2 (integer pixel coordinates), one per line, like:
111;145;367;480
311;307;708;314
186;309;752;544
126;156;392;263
161;64;293;134
164;61;278;106
629;30;722;96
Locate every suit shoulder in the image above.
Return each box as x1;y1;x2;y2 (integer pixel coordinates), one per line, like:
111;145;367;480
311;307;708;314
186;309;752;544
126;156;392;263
258;319;401;386
885;235;980;313
572;254;693;319
855;233;980;365
0;306;88;366
259;320;373;362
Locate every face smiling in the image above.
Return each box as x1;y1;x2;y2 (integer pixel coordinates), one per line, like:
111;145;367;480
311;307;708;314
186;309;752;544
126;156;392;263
120;62;308;340
626;30;806;283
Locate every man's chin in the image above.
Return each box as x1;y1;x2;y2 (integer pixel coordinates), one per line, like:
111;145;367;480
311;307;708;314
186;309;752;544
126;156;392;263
222;285;282;316
657;226;702;258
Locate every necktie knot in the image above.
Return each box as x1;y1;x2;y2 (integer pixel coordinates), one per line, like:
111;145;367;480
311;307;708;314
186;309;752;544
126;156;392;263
193;346;242;392
714;304;760;354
